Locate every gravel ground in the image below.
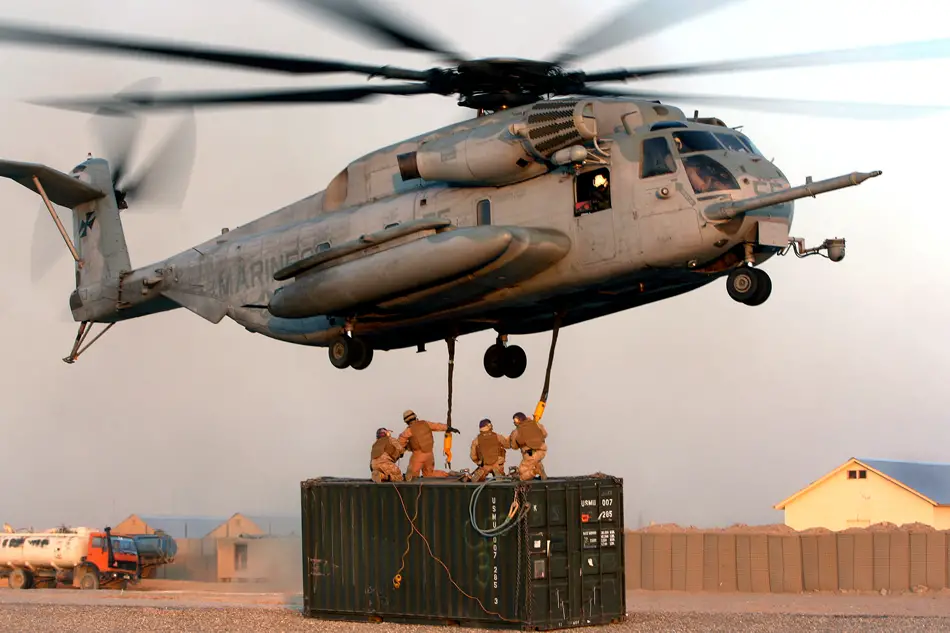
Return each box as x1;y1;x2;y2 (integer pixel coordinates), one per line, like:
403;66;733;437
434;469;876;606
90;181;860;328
5;589;950;632
4;604;950;633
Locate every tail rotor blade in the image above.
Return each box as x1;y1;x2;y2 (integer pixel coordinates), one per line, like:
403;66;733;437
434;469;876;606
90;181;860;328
120;110;197;211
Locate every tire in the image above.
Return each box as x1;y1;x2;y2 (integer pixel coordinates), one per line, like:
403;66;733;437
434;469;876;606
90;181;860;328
350;341;374;370
483;344;506;378
743;268;772;306
726;267;758;303
328;336;352;369
8;568;32;590
79;569;100;591
503;345;527;379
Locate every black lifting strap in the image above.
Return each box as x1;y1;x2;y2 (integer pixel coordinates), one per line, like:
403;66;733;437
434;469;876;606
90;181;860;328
533;314;562;423
444;336;457;470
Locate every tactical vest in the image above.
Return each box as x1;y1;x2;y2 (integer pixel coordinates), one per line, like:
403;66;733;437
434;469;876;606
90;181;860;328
517;420;544;450
477;432;502;464
408;420;434;452
371;437;400;461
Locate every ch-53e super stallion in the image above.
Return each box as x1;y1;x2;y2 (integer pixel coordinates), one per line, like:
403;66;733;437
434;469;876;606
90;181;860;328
0;0;946;377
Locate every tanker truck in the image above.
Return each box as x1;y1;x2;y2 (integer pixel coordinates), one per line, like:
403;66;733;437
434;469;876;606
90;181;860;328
0;526;139;590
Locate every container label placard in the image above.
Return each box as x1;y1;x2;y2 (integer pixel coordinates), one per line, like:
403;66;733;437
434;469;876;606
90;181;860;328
582;529;599;549
580;496;598;523
598;491;616;523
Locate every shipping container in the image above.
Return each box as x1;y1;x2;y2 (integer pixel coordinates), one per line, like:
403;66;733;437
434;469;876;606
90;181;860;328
300;475;626;630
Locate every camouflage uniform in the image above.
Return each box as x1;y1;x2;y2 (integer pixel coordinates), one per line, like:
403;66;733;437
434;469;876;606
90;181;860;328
370;428;405;483
470;420;510;482
509;413;548;481
397;410;451;479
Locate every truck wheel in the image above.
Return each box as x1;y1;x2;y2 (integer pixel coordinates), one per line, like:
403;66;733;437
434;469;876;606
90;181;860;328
79;571;100;591
8;568;33;590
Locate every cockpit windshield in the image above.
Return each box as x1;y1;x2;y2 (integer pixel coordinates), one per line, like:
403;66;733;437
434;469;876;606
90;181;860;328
735;132;762;155
672;131;723;154
713;133;752;153
111;537;137;554
682;155;740;195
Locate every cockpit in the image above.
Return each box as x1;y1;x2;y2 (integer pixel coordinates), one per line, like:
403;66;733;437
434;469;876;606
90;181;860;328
640;123;764;196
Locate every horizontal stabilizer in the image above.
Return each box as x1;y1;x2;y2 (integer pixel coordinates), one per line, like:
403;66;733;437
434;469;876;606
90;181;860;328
0;159;105;208
161;289;229;324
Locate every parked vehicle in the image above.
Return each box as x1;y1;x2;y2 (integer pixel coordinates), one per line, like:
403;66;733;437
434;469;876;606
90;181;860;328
0;526;139;590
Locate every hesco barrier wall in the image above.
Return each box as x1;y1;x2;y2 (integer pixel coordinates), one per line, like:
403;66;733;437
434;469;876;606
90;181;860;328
623;524;950;593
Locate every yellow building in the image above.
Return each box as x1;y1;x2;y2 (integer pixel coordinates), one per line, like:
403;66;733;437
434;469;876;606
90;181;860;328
774;457;950;531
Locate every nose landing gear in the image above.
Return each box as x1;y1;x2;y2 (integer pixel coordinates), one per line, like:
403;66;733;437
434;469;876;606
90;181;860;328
726;265;772;306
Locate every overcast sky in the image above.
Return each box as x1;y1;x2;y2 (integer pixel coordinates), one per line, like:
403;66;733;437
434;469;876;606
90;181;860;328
1;0;948;531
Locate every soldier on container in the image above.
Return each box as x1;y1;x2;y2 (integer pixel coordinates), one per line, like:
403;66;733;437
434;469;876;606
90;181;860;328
470;418;510;482
397;409;458;480
508;412;548;481
370;427;405;483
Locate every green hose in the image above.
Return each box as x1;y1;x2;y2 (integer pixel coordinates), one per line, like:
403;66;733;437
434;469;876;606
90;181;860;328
469;480;529;538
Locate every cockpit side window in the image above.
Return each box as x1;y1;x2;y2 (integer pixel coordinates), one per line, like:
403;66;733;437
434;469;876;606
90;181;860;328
672;131;723;155
640;137;676;179
682;155;740;195
574;167;611;216
713;133;752;153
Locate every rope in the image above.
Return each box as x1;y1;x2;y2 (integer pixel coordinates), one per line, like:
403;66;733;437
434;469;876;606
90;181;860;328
392;484;423;589
532;314;562;424
390;482;516;623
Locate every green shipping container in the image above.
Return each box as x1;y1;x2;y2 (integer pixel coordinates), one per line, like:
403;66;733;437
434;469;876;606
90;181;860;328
300;475;626;630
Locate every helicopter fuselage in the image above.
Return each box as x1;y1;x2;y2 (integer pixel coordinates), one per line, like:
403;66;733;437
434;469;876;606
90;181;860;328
62;96;861;375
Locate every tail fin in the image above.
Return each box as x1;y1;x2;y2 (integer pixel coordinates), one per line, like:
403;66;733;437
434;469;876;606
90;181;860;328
0;156;131;319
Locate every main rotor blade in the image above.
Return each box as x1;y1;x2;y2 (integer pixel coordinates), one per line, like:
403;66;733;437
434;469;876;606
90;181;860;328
576;86;950;119
550;0;743;66
581;37;950;83
29;83;438;113
120;112;198;210
88;78;161;189
0;21;429;81
277;0;464;62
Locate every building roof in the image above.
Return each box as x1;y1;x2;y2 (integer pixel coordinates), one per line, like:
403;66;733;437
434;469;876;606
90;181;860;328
136;515;229;540
244;515;301;537
858;458;950;505
774;457;950;509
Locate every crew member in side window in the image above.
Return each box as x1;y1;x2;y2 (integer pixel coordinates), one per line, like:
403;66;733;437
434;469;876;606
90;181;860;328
370;427;405;483
397;409;457;480
508;411;548;481
469;418;510;482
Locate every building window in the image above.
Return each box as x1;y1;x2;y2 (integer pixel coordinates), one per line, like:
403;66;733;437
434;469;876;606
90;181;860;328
847;469;867;480
848;470;856;479
476;199;491;226
234;543;248;571
859;470;867;479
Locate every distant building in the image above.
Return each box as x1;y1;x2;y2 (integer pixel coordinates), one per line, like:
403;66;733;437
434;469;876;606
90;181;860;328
774;457;950;531
113;512;301;583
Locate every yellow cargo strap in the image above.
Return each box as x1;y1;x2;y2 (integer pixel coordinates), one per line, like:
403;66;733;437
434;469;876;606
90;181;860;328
443;336;456;469
532;314;562;424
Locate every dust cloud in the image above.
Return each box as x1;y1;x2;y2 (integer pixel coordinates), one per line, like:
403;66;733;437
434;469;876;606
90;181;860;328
0;0;949;535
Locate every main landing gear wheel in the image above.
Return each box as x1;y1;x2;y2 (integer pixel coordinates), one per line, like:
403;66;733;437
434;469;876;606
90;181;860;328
726;266;772;306
483;342;528;379
328;335;375;370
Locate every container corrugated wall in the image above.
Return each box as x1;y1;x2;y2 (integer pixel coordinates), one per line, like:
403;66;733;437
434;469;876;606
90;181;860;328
300;475;625;630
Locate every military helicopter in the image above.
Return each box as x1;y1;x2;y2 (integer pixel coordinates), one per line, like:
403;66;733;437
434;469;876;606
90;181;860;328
0;0;947;378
